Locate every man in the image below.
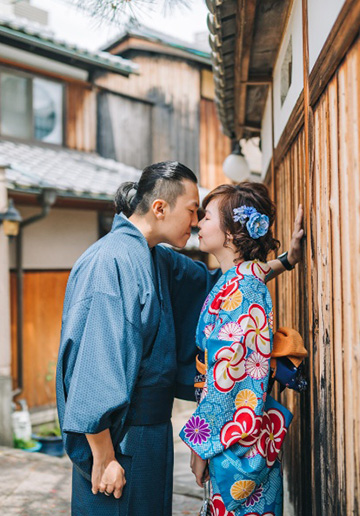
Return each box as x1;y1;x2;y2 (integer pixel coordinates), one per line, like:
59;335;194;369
56;161;303;515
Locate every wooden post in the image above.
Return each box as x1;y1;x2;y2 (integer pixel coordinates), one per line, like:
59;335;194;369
301;0;317;513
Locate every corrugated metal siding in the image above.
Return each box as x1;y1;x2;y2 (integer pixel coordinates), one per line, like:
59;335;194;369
271;37;360;515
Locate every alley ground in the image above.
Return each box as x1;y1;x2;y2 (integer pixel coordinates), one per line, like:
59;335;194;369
0;400;202;515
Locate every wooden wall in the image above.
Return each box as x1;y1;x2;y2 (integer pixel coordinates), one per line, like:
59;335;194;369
10;271;69;408
97;92;152;170
96;55;201;175
200;98;231;189
271;36;360;516
66;83;96;152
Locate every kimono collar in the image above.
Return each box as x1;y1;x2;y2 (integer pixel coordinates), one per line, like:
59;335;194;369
236;260;272;284
111;213;163;301
111;213;149;246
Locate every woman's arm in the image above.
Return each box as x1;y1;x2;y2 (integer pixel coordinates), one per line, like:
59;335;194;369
267;204;304;281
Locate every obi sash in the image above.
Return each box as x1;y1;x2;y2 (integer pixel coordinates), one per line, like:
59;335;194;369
125;385;175;426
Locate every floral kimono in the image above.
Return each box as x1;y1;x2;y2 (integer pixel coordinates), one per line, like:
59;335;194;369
180;261;293;516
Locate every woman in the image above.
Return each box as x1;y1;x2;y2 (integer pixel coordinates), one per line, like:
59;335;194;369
180;182;293;516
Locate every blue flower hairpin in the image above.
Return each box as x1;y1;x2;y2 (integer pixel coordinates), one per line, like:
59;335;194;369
233;205;270;239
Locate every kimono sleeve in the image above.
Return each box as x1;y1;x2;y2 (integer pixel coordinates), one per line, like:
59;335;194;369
56;280;143;478
60;292;142;434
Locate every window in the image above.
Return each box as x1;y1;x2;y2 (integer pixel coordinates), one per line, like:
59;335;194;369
280;36;293;106
0;70;63;144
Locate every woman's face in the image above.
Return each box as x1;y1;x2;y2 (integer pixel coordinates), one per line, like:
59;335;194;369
198;198;227;255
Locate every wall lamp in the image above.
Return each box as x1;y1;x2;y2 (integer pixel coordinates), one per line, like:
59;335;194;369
0;199;22;237
223;140;251;183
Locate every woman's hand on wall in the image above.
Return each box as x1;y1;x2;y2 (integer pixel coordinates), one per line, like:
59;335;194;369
288;204;304;266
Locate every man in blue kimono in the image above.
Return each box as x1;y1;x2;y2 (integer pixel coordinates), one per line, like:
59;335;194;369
56;162;303;516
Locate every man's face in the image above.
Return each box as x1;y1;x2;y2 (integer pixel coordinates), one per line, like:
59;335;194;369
160;180;199;248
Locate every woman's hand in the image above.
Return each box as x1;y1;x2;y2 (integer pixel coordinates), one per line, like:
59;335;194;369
288;204;304;266
91;456;126;499
190;450;210;488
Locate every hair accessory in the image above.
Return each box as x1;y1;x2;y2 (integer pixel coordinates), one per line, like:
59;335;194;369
233;205;270;239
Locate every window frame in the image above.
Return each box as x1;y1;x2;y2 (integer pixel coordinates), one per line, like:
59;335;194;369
0;65;66;147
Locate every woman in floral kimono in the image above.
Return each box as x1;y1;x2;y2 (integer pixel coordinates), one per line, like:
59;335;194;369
180;182;293;516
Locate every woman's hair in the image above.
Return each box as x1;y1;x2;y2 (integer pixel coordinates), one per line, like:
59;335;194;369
202;182;280;262
114;161;197;217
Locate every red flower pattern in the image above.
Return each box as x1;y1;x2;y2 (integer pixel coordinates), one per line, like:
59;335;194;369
213;342;247;393
236;261;271;283
238;304;271;357
210;494;235;516
220;406;262;449
208;277;240;316
256;408;287;467
244;513;275;516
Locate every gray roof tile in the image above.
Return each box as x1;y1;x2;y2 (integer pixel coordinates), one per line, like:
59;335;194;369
0;14;138;76
1;139;141;201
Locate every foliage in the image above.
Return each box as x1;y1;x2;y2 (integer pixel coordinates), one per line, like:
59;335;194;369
35;418;62;438
68;0;193;25
14;437;38;449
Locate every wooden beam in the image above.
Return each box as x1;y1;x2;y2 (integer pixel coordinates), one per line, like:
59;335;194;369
0;57;92;87
234;0;257;139
301;1;317;514
9;191;113;211
242;76;272;85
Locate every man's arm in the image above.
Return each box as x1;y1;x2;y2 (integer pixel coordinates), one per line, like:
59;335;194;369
86;429;126;499
267;204;304;282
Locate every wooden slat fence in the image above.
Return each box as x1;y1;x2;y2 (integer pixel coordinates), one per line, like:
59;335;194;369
271;36;360;515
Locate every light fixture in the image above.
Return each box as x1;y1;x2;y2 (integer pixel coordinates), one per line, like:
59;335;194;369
223;140;251;183
0;199;22;237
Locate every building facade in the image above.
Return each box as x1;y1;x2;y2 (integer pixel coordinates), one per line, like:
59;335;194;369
206;0;360;514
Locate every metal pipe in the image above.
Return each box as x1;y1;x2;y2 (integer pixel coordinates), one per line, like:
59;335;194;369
13;202;54;398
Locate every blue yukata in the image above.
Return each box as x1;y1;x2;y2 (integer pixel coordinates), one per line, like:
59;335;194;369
180;261;293;516
56;213;219;516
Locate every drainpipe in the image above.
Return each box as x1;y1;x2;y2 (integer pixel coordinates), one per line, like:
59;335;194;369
0;163;13;445
13;188;57;399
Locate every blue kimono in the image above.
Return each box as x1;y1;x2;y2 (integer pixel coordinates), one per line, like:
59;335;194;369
180;261;293;516
56;213;219;516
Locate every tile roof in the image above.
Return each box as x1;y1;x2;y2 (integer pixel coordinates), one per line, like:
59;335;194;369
2;139;142;201
2;139;209;207
104;22;211;65
0;14;138;76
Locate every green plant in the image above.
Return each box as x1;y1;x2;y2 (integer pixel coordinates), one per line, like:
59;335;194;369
35;418;61;438
14;437;38;449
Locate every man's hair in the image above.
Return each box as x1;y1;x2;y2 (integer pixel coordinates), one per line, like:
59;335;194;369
115;161;198;217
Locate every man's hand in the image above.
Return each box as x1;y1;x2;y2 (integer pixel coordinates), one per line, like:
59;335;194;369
91;456;126;499
287;204;304;266
85;428;126;499
190;450;209;488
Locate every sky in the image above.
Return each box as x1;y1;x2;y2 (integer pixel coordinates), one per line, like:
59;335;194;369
31;0;209;51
